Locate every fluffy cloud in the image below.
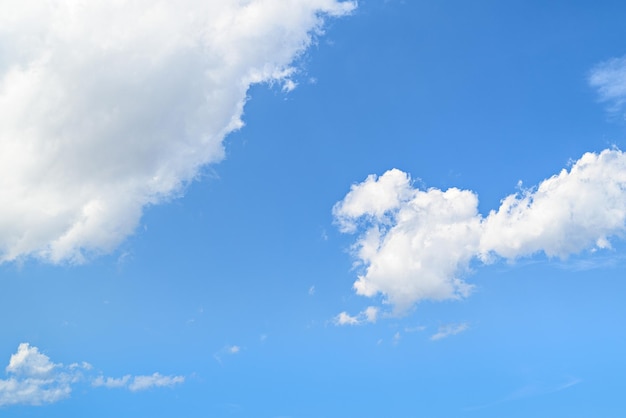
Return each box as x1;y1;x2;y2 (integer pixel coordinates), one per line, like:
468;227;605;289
589;55;626;114
0;0;355;264
334;149;626;311
0;343;89;406
0;343;184;406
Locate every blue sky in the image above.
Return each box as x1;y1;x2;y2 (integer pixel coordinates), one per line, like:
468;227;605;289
2;0;626;416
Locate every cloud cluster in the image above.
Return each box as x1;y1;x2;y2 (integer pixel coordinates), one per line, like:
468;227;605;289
334;149;626;311
0;343;90;406
0;0;355;263
0;343;183;406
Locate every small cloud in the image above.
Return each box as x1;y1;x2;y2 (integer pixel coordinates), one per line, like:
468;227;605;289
392;332;401;345
334;311;360;326
333;306;379;326
282;79;298;93
363;306;379;323
308;285;316;296
128;373;185;392
430;323;469;341
214;345;242;364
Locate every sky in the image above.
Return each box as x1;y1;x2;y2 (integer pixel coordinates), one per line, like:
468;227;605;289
1;0;626;416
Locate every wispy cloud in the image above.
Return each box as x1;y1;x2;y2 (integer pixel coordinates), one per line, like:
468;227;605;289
214;345;242;364
590;55;626;116
0;343;184;406
92;373;184;392
430;323;469;341
0;0;356;264
334;149;626;312
465;377;582;411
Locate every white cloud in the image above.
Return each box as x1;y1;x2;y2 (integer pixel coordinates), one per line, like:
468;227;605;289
228;345;241;354
0;0;356;264
590;55;626;115
333;169;480;311
0;343;89;406
128;373;185;392
334;149;626;312
92;372;184;391
0;343;184;406
430;323;469;341
334;311;360;325
333;306;379;325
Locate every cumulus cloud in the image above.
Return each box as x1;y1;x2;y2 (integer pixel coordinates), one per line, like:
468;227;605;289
430;323;469;341
0;343;184;406
334;149;626;312
0;0;355;264
333;306;379;325
590;55;626;115
0;343;90;406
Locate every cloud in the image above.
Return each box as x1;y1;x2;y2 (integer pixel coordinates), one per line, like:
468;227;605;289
334;149;626;311
333;168;480;311
92;373;184;391
333;306;379;326
91;375;130;389
213;344;242;363
430;323;469;341
128;373;184;392
0;343;90;406
0;0;355;264
0;343;183;406
589;55;626;115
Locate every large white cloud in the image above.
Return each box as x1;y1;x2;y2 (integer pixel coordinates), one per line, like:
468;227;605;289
0;343;184;406
0;0;355;263
334;149;626;312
